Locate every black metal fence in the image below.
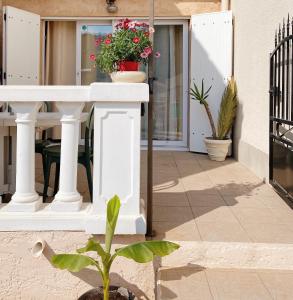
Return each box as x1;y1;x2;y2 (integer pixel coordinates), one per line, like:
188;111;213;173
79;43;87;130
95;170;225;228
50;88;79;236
269;15;293;200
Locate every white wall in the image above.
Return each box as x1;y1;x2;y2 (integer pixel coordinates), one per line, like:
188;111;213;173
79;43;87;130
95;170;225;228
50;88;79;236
0;232;155;299
231;0;293;181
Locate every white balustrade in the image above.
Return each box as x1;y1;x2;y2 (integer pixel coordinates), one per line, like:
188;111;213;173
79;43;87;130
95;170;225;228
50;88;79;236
51;102;84;212
7;102;42;212
0;83;149;234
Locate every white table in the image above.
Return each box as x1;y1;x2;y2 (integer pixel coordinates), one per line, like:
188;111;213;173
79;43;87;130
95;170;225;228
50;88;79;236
0;112;88;197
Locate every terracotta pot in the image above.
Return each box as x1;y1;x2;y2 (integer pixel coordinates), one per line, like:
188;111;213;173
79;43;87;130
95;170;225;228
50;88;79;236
204;138;232;162
110;71;146;83
118;61;139;71
78;286;136;300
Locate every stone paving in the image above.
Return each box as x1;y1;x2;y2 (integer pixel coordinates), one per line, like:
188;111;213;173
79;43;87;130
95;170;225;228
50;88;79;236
140;151;293;244
158;267;293;300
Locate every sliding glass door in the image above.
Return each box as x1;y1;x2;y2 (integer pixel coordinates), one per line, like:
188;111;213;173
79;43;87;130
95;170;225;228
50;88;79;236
76;20;188;148
141;21;188;147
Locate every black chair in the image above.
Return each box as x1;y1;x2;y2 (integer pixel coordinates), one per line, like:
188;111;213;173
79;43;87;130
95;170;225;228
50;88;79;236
35;102;61;183
42;105;94;201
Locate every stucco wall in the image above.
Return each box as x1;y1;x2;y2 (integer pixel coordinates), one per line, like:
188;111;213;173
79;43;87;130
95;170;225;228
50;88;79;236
3;0;220;17
231;0;293;181
0;232;155;299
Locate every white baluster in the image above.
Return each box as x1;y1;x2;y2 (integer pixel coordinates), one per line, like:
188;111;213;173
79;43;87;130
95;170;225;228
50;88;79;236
7;102;42;212
51;102;84;212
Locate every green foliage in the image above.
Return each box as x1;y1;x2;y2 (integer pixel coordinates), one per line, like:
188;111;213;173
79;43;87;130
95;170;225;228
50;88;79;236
115;241;180;263
190;78;238;140
51;195;179;300
105;195;120;253
189;79;212;105
51;254;98;273
217;78;238;139
95;19;152;73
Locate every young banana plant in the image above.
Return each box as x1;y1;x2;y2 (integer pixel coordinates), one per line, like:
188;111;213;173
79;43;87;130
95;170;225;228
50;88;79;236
51;195;180;300
190;79;217;139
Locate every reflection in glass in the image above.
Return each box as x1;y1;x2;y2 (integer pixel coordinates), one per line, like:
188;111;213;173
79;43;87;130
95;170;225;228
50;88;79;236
81;25;113;85
141;25;183;142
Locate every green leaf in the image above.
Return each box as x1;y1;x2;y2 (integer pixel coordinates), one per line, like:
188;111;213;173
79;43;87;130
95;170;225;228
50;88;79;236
105;195;121;253
115;241;180;263
77;238;108;261
51;254;98;273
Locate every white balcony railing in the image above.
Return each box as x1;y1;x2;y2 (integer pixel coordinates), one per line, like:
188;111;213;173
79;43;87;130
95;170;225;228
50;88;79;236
0;83;149;234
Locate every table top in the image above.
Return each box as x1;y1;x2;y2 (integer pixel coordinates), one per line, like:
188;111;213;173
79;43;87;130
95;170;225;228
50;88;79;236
0;112;89;127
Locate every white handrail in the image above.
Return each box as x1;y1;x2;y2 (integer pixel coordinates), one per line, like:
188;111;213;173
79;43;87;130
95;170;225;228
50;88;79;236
0;82;149;234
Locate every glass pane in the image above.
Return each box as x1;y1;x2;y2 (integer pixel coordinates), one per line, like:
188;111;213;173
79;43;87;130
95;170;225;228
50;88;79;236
141;25;184;142
80;24;113;85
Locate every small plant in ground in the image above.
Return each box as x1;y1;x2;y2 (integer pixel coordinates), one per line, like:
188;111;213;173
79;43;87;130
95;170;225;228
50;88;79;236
51;195;179;300
190;78;238;139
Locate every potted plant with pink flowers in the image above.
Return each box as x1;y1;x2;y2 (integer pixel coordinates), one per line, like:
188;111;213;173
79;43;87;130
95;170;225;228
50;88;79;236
90;18;160;83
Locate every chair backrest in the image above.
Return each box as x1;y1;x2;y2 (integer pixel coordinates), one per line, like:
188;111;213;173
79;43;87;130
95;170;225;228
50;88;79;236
84;104;94;158
41;102;49;140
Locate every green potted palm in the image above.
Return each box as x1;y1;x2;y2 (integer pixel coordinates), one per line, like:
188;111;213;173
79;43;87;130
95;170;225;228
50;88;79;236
90;18;160;83
51;195;179;300
190;78;238;161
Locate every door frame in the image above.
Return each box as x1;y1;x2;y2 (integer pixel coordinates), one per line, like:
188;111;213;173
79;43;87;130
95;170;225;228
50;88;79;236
76;19;189;149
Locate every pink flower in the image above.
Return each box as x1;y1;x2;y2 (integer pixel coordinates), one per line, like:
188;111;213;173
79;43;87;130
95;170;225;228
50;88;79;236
133;37;140;44
95;38;102;46
89;54;96;61
155;52;161;58
131;28;137;33
140;52;148;59
144;47;152;55
105;39;111;45
149;27;155;34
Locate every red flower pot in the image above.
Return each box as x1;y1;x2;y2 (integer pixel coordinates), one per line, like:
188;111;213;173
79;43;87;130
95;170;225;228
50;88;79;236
118;61;139;71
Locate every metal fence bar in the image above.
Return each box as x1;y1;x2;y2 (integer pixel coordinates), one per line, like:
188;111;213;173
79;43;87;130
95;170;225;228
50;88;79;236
270;14;293;201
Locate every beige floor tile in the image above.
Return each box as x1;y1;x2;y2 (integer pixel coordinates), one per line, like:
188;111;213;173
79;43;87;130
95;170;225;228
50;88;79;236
248;184;279;197
224;195;266;208
192;206;239;224
197;222;251;242
205;269;272;300
241;222;293;243
153;193;190;207
267;206;293;224
216;185;251;196
188;192;226;207
153;206;194;222
158;267;213;300
258;271;293;300
153;220;201;241
154;180;185;193
260;196;291;209
231;206;280;225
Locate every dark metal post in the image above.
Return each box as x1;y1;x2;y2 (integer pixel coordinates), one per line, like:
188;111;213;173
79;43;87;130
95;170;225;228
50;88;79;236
146;0;155;237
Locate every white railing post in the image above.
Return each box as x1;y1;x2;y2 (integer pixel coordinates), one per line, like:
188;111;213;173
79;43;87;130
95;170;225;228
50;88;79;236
51;102;85;212
7;102;42;212
85;83;149;234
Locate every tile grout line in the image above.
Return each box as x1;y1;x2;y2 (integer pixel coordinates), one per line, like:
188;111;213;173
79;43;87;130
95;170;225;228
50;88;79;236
255;272;274;300
203;270;216;300
172;152;205;241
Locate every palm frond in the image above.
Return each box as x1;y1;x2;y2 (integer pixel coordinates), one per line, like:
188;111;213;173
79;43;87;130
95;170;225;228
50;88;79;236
217;78;238;139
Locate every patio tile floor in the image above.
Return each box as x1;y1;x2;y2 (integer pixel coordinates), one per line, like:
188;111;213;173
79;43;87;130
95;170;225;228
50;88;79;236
158;267;293;300
141;151;293;243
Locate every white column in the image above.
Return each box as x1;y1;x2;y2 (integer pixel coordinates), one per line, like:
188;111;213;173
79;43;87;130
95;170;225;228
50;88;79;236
7;102;42;212
51;102;84;212
85;102;146;234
